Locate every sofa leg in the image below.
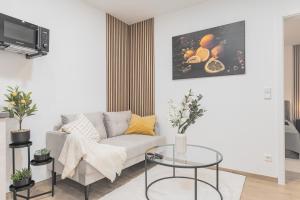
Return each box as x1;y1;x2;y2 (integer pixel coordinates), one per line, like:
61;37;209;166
84;185;90;200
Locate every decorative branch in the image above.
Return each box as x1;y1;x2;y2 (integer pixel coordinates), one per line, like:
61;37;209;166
169;89;206;134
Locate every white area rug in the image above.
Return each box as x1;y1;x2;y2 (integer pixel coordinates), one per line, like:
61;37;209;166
99;165;245;200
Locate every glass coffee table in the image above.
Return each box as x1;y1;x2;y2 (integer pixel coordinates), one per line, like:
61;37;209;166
145;144;223;200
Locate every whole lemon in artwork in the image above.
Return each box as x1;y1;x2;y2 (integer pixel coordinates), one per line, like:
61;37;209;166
199;34;215;48
183;49;195;59
211;42;225;58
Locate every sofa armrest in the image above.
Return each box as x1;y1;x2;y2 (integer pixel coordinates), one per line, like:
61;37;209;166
46;131;68;161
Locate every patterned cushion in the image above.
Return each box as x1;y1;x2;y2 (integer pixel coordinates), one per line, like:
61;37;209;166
61;114;100;142
103;111;131;137
61;112;107;139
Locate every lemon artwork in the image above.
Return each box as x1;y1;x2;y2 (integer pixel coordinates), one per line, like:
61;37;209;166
187;55;201;64
172;21;245;79
195;47;210;62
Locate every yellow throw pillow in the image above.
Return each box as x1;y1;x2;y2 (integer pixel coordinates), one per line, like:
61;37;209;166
125;114;156;136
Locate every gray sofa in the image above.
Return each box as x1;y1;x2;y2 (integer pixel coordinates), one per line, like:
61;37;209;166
46;111;165;200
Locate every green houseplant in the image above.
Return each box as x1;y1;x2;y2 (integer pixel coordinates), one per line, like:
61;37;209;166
11;168;32;187
34;148;51;162
169;89;205;153
3;86;37;144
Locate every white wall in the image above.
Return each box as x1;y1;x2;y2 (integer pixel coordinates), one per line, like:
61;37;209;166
284;45;293;112
0;0;106;186
155;0;300;178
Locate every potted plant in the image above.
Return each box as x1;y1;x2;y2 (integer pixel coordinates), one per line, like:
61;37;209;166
34;148;51;162
169;89;206;153
3;86;37;144
11;168;32;187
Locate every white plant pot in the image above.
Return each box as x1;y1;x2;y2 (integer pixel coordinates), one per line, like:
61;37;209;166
175;133;187;154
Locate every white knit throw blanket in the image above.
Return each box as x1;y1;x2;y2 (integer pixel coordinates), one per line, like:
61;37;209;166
58;132;127;182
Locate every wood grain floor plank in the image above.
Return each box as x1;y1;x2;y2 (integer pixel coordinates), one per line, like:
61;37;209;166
6;163;300;200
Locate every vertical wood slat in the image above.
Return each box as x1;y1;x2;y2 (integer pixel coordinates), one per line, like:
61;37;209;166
129;18;154;116
106;14;130;112
106;15;154;116
293;45;300;122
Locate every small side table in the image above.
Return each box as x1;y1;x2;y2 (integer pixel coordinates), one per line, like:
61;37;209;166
9;142;34;200
9;141;56;200
30;158;56;198
145;144;223;200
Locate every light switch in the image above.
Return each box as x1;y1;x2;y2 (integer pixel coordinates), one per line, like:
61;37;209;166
264;87;272;100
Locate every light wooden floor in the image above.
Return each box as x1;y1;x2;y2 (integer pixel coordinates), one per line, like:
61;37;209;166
286;158;300;173
7;162;300;200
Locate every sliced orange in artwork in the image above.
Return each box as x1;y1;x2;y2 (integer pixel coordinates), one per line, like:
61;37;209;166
187;55;201;64
204;58;225;73
196;47;210;62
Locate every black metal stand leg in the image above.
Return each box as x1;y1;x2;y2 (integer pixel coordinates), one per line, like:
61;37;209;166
216;164;219;190
12;148;15;174
51;176;54;196
145;156;148;194
195;168;197;200
13;191;17;200
52;172;55;196
84;185;90;200
52;159;55;196
54;172;57;185
27;147;30;169
27;189;30;200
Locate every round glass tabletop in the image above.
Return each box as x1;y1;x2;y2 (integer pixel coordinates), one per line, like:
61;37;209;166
145;144;223;168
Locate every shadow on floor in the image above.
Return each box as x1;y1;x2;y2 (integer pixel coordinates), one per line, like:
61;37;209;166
7;161;155;200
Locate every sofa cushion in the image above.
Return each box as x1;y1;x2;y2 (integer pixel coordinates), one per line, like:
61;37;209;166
61;114;100;142
99;134;166;160
61;112;107;139
103;111;131;137
125;114;156;136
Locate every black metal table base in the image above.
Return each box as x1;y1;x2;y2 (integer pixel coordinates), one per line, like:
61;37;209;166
145;162;223;200
9;142;56;200
11;162;56;200
145;176;223;200
16;191;53;199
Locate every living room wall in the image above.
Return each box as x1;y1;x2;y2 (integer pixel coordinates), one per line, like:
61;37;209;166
155;0;300;179
0;0;106;184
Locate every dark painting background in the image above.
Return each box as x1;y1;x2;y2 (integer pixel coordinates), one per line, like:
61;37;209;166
172;21;245;80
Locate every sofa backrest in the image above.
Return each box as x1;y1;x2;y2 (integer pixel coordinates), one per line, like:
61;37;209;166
55;111;160;138
61;112;108;139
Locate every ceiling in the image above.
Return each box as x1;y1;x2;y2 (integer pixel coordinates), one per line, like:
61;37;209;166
84;0;207;24
285;15;300;45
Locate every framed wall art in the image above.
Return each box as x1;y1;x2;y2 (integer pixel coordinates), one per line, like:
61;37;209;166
172;21;245;80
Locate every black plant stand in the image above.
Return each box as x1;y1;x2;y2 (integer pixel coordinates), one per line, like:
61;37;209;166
9;141;56;200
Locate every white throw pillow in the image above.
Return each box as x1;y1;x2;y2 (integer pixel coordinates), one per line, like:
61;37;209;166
61;114;100;142
61;112;108;139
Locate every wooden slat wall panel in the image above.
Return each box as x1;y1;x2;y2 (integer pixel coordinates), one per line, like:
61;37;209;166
106;15;154;116
106;14;130;112
129;18;154;116
294;45;300;121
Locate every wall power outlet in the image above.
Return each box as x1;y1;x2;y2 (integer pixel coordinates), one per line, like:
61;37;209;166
264;154;272;163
